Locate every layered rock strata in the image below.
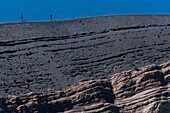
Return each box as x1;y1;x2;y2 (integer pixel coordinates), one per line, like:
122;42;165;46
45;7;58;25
0;61;170;113
0;15;170;96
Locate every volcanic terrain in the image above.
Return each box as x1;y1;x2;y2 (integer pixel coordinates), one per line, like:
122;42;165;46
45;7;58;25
0;15;170;112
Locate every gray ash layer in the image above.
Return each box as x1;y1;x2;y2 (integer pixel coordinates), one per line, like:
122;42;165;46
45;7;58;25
0;15;170;96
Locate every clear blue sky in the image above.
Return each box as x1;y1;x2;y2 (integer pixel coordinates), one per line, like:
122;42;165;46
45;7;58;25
0;0;170;22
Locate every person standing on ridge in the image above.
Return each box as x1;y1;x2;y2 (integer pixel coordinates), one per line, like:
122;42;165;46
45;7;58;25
20;14;23;22
50;14;53;22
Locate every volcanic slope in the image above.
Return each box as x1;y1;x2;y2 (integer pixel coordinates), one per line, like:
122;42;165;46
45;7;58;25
0;15;170;96
1;60;170;113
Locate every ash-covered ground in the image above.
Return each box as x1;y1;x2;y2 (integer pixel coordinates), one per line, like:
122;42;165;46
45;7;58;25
0;15;170;96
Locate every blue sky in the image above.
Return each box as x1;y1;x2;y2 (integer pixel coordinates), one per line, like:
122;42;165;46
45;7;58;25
0;0;170;22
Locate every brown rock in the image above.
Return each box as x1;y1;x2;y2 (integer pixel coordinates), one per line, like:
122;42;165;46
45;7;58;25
1;61;170;112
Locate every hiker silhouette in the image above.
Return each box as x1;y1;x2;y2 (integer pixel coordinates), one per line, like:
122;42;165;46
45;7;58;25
20;14;23;22
50;14;53;21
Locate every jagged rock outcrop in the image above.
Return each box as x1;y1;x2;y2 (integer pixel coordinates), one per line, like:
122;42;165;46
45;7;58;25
0;61;170;113
0;80;119;113
112;61;170;113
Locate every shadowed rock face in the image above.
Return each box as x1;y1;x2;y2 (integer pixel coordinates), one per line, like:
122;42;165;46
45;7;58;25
0;15;170;96
0;61;170;113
